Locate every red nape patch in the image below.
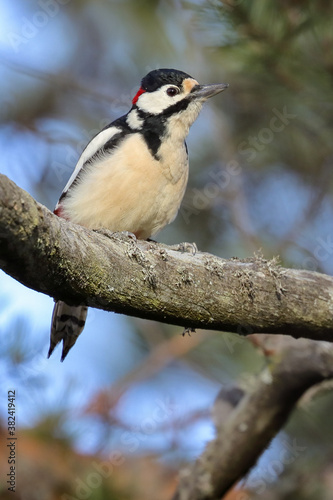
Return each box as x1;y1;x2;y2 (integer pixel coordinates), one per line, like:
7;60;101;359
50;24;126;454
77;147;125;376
132;87;146;105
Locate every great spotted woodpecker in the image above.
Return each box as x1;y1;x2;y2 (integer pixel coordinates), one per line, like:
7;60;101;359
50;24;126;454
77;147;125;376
49;68;228;361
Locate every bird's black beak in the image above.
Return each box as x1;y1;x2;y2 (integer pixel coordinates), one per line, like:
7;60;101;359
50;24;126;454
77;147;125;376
190;83;229;101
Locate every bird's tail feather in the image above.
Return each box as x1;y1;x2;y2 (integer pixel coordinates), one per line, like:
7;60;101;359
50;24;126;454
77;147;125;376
48;301;88;361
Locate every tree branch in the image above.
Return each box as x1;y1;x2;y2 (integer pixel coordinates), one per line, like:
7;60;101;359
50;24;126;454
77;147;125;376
172;338;333;500
1;173;333;340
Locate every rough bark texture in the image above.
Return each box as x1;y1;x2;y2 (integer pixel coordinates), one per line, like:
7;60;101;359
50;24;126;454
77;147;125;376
2;174;333;499
0;173;333;340
172;338;333;500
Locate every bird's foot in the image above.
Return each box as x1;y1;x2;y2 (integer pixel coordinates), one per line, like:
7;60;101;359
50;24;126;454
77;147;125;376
116;231;137;241
170;242;198;255
182;327;196;336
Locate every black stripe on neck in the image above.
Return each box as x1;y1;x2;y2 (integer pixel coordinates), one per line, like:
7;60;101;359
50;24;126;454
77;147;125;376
135;97;192;159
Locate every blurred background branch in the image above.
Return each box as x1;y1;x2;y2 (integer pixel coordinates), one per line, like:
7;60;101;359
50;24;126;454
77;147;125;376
173;337;333;500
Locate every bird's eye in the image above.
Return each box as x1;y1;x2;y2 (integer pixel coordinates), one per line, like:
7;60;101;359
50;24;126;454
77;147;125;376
166;87;179;97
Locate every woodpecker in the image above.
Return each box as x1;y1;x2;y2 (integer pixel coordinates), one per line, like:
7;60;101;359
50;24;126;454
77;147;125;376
49;68;228;361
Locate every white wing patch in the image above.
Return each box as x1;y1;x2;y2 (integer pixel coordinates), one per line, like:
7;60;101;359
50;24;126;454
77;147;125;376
59;126;121;200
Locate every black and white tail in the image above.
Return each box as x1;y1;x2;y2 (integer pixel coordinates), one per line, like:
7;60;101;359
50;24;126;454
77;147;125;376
48;301;88;361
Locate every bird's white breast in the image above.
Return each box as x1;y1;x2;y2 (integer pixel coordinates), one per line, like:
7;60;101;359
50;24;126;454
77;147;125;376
61;133;189;239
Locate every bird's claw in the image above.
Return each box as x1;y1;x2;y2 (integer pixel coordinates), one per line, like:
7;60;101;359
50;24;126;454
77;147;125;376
116;231;137;241
182;327;196;336
170;242;198;255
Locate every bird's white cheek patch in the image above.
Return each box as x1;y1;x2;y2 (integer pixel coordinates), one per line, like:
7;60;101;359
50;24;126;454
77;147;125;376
137;79;199;115
137;85;185;115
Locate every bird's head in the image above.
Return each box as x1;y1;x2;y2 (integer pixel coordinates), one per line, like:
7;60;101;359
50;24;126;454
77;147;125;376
129;68;228;129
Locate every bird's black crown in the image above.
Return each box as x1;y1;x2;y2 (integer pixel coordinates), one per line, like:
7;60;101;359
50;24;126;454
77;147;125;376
141;68;193;92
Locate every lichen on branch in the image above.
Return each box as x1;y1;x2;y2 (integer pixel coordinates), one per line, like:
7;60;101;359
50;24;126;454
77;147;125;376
0;173;333;341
